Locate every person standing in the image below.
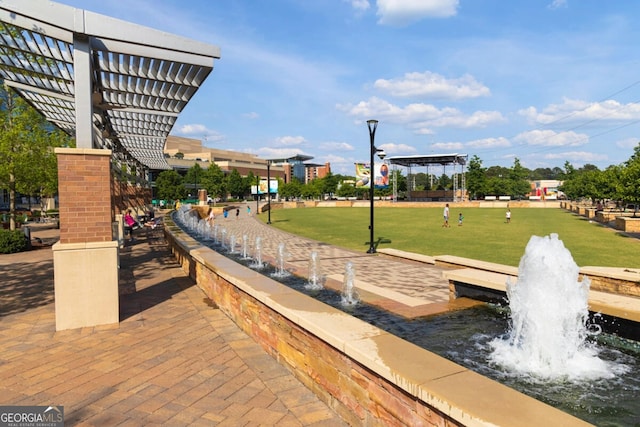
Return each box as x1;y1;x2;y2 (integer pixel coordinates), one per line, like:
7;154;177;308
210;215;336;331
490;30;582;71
442;204;450;228
247;205;251;216
123;209;137;242
458;212;464;226
235;208;240;220
506;209;511;224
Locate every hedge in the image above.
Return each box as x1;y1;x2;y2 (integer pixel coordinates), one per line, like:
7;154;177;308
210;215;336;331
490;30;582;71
0;229;28;254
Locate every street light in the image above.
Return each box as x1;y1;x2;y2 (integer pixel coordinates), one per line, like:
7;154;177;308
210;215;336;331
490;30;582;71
255;175;260;215
367;119;386;254
267;160;272;224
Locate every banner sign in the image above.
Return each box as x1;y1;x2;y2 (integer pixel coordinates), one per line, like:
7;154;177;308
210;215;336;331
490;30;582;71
355;162;389;189
253;179;278;195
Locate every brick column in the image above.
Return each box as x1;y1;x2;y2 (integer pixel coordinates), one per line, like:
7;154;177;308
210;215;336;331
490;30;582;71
56;148;113;244
53;148;119;330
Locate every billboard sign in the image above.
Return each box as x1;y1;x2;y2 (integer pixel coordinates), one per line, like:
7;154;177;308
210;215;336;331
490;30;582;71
355;162;388;189
252;179;278;195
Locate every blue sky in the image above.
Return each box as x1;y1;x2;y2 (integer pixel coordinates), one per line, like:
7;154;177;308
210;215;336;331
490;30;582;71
59;0;640;175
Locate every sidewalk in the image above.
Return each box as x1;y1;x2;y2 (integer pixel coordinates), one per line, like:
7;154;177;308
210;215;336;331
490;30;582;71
0;221;346;426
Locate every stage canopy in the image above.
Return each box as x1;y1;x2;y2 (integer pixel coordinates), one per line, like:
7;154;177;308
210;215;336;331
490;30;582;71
387;153;467;167
386;153;468;201
0;0;220;171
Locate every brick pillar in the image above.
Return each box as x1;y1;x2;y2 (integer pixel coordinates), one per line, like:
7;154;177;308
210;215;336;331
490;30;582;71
53;148;119;330
56;148;113;244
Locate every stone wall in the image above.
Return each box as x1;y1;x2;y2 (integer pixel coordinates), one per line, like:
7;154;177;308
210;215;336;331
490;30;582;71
163;215;590;427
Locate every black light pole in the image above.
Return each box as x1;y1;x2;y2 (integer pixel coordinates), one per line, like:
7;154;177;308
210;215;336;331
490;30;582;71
255;175;260;215
267;160;272;224
367;119;384;253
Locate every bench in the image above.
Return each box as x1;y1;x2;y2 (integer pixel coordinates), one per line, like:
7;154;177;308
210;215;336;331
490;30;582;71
434;255;519;276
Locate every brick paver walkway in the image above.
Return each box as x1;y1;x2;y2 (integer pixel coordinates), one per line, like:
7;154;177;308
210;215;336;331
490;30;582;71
0;221;346;426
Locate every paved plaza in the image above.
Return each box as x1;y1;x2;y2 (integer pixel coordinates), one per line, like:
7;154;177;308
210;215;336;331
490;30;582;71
0;217;348;426
0;205;463;426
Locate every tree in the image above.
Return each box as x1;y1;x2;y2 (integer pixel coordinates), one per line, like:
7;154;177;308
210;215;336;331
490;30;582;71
201;163;227;201
320;172;340;199
302;179;322;200
155;170;186;201
508;158;532;199
183;163;203;198
280;181;303;200
226;169;244;199
466;155;486;200
0;86;72;229
243;171;256;199
620;143;640;214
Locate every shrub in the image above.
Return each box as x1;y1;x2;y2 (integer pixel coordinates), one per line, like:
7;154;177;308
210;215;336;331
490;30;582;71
0;229;28;254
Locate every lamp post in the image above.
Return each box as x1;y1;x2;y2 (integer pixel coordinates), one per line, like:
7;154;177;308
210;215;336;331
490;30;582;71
367;119;386;253
255;175;260;215
266;160;272;224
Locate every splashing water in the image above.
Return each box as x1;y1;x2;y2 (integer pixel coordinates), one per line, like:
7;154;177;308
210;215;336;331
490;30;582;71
250;236;264;269
228;234;237;254
305;251;324;290
241;235;250;259
341;261;360;306
212;224;219;245
271;242;290;278
489;234;629;381
220;228;227;250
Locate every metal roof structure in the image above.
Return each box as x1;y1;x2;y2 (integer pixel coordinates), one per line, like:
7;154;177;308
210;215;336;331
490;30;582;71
387;153;468;167
0;0;220;171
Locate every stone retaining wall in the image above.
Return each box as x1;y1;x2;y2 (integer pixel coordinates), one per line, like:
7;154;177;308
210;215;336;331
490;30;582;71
163;215;591;427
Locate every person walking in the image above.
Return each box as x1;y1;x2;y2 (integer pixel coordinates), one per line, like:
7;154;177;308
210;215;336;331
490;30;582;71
442;204;450;228
235;208;240;220
247;205;251;216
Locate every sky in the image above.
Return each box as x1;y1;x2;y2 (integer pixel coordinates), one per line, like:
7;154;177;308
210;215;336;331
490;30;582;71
58;0;640;175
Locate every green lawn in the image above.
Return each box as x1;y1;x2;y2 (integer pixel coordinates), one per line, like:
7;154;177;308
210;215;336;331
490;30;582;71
259;207;640;268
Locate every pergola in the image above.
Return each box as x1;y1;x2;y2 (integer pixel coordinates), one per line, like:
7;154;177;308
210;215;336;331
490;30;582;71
0;0;221;330
0;0;220;172
387;153;468;201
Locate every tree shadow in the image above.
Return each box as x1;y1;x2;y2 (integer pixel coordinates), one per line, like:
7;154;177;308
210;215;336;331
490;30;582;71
0;258;54;317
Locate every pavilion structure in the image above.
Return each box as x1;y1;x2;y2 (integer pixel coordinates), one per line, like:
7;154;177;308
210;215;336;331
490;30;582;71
0;0;220;330
387;153;468;202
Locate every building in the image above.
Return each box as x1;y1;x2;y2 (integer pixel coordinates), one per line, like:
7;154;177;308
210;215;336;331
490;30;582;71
163;136;330;185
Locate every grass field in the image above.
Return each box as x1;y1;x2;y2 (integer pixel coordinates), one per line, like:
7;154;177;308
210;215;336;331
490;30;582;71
259;207;640;268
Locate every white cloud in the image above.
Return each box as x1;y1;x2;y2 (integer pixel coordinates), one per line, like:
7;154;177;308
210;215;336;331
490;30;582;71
466;137;511;149
543;151;608;162
519;98;640;126
547;0;568;10
378;142;417;155
514;129;588;147
615;137;640;149
275;136;307;146
320;141;355;151
177;124;224;142
374;71;490;99
431;141;464;151
256;147;307;158
243;112;260;119
323;153;352;163
337;97;505;131
346;0;370;12
376;0;459;26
